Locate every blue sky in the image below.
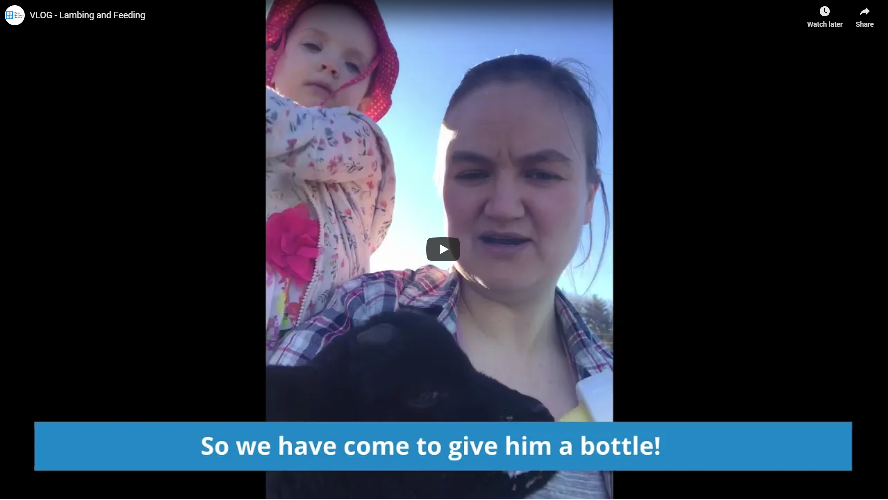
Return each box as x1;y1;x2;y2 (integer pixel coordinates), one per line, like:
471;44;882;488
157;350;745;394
267;2;613;300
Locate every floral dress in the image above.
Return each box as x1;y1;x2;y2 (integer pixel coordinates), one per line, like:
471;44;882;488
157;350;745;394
265;86;396;362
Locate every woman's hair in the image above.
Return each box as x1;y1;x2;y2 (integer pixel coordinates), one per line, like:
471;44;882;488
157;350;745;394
444;54;611;288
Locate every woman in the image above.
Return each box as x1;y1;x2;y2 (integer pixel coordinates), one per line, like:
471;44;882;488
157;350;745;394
268;54;613;499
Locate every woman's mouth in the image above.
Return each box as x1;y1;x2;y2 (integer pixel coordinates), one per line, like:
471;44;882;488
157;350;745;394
478;234;532;257
479;235;531;246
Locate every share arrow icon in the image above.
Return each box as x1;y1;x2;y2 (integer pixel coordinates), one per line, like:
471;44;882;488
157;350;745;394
860;8;869;14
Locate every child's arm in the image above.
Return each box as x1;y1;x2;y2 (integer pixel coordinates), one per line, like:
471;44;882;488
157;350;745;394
266;87;383;184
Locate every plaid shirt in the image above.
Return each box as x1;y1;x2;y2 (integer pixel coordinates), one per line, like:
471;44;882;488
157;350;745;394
269;265;613;373
268;265;614;498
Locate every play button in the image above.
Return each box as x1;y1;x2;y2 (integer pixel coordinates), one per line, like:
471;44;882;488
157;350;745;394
426;237;461;262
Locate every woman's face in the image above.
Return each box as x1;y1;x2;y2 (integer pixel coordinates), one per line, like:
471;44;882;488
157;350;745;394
441;82;598;295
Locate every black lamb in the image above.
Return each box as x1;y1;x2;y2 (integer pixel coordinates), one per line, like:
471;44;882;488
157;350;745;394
266;310;557;499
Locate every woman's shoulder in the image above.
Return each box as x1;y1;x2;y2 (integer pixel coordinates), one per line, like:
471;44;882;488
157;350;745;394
554;289;614;375
268;265;453;367
339;264;450;293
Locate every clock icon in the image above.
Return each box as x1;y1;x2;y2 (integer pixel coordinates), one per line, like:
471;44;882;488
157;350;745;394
820;6;830;16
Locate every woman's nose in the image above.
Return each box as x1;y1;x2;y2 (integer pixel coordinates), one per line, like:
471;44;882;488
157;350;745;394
483;176;524;221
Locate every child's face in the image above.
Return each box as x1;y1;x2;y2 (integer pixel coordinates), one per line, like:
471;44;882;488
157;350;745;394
272;3;377;111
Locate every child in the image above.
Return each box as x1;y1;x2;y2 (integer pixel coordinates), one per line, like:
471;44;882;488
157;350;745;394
264;0;399;360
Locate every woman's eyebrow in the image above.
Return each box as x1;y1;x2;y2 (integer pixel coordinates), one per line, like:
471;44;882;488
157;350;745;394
451;149;573;168
450;151;496;167
511;149;573;167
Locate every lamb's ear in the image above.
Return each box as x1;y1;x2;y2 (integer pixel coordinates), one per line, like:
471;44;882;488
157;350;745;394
266;365;306;396
355;323;396;347
266;365;294;386
266;366;303;421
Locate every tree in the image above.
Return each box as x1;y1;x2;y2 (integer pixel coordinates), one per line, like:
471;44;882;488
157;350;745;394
572;295;613;351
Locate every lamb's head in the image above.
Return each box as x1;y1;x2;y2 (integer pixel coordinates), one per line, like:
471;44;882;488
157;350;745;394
332;311;498;422
267;311;554;424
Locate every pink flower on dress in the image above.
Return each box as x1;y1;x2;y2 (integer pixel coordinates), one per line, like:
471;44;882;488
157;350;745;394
266;205;319;285
286;301;302;318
